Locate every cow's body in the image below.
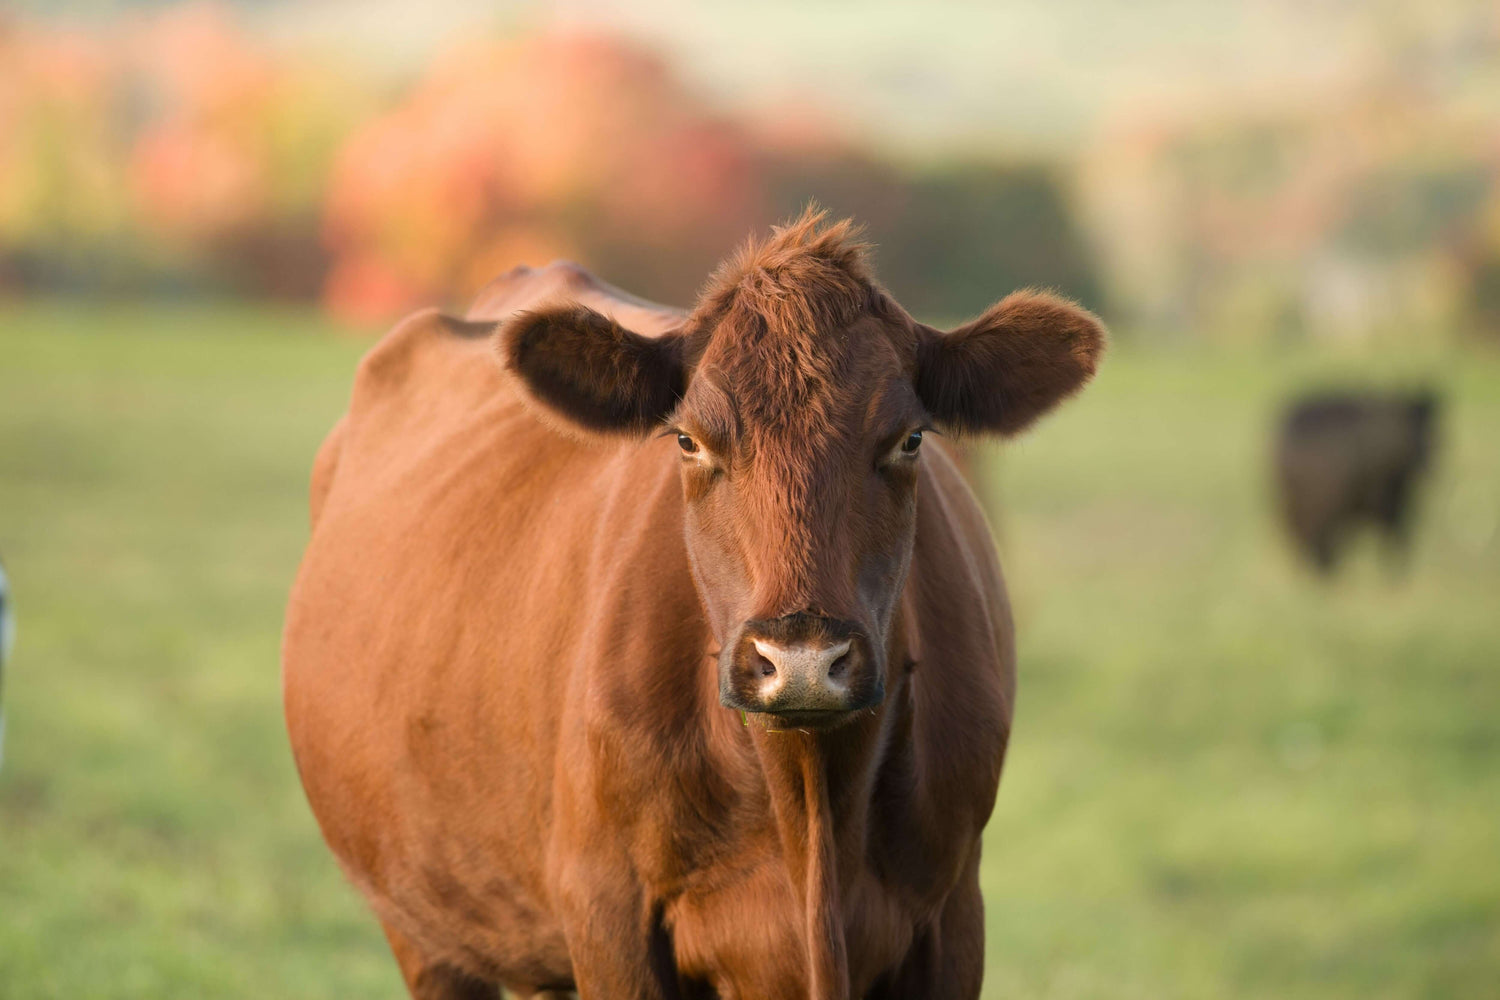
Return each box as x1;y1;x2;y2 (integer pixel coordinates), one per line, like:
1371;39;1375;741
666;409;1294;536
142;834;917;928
285;261;1013;998
287;209;1105;999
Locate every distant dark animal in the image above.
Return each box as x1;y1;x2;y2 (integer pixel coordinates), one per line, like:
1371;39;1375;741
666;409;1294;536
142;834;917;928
1275;390;1440;572
284;209;1106;1000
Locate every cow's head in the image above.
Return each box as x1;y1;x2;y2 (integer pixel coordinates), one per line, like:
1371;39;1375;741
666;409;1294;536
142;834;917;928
499;210;1104;728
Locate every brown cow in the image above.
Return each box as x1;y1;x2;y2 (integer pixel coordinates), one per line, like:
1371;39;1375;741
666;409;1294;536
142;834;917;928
283;210;1104;1000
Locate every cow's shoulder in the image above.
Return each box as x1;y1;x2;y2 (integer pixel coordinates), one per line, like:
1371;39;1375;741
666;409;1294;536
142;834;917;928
348;308;490;409
468;260;687;337
348;264;682;419
902;441;1014;822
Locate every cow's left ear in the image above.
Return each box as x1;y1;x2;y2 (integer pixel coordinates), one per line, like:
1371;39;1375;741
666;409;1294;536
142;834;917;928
914;290;1105;437
497;303;688;437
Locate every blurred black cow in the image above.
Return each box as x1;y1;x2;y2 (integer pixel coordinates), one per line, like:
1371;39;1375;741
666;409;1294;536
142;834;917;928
1276;390;1441;573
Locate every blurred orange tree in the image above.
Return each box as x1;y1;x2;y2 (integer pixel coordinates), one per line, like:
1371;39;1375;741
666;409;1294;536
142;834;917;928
321;32;765;323
127;5;371;298
0;5;1102;327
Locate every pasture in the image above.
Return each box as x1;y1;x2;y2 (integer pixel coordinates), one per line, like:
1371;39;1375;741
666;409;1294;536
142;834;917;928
1;302;1496;998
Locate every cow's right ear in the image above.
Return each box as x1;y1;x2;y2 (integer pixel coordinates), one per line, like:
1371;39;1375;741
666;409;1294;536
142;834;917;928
497;304;688;437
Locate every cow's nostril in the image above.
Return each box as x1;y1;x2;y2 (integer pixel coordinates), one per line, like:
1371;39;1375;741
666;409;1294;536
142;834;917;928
757;654;777;678
827;653;849;679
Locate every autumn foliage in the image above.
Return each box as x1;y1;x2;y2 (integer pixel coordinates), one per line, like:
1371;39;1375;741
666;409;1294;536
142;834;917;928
0;5;369;298
321;33;764;323
0;5;1111;329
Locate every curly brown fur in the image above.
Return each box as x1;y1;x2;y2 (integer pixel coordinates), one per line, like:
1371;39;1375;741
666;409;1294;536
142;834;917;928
684;207;882;440
692;206;875;338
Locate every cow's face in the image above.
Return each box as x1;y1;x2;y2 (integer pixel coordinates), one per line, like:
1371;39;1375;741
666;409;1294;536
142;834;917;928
499;215;1103;728
666;309;927;727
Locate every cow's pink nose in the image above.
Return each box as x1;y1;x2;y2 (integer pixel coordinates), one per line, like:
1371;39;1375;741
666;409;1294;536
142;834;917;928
751;638;852;691
718;614;883;722
742;634;861;716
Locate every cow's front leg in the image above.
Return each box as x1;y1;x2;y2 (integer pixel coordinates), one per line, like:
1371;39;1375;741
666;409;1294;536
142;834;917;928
380;920;502;1000
555;856;679;1000
925;875;985;999
871;858;985;1000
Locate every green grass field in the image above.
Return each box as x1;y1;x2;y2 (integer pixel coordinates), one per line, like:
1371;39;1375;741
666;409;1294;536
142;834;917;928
1;302;1496;998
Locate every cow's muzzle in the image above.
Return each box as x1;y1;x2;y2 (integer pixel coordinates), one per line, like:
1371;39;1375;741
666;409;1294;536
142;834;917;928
720;613;881;725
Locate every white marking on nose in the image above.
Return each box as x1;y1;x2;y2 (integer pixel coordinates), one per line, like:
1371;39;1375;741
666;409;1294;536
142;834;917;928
751;638;852;695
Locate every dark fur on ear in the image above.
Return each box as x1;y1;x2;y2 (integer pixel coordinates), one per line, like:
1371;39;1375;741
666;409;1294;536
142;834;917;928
497;304;687;436
915;290;1105;436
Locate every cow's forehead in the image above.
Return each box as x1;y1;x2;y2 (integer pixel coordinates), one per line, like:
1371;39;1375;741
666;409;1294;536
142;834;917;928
676;208;924;447
683;315;913;450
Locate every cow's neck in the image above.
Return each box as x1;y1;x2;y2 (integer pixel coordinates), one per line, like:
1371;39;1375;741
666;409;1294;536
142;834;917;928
743;622;912;1000
751;728;847;1000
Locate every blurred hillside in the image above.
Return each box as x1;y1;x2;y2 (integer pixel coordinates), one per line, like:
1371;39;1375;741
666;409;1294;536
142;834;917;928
2;0;1497;340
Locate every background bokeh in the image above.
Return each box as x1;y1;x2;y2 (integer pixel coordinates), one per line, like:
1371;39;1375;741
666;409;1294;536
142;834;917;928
1;2;1497;998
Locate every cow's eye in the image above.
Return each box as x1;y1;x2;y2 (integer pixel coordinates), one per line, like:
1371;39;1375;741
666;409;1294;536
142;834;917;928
880;429;924;469
677;433;699;455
